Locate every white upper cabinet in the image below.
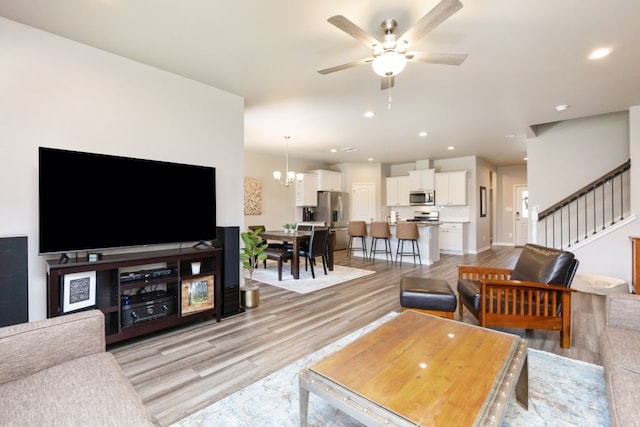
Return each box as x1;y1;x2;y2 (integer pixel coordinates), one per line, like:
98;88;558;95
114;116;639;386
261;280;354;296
312;169;342;192
295;173;318;206
409;169;435;191
435;171;467;205
386;176;411;206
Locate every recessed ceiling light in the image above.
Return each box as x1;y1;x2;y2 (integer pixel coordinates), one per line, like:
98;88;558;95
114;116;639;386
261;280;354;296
447;146;454;150
524;157;528;161
330;148;337;153
588;47;613;60
505;134;517;139
555;104;570;112
368;158;374;162
418;131;428;137
363;111;375;118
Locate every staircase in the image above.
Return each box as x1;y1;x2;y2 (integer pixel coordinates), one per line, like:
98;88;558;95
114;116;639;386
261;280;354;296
534;160;632;250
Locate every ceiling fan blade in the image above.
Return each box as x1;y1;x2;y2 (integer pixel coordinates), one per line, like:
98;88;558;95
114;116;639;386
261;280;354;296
317;58;372;75
406;52;468;66
381;76;395;90
399;0;463;45
327;15;380;48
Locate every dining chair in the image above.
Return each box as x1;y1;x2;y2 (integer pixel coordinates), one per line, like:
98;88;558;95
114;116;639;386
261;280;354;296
299;227;329;279
281;224;313;254
248;225;284;268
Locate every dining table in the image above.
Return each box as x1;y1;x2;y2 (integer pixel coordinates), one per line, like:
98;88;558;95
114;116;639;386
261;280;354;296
260;229;334;279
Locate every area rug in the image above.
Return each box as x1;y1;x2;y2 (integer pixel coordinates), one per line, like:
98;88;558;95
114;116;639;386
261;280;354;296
173;312;610;427
251;264;375;294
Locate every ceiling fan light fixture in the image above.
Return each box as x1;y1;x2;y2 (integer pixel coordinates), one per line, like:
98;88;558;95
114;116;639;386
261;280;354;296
372;50;407;77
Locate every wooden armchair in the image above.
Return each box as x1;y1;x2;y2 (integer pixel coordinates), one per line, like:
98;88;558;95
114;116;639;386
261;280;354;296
457;244;579;348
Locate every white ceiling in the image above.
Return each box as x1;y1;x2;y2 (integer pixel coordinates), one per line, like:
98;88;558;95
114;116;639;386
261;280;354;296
2;0;639;166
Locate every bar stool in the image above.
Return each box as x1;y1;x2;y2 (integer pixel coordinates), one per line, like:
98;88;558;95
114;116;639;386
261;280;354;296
347;221;368;259
249;225;283;269
395;221;421;266
369;221;392;264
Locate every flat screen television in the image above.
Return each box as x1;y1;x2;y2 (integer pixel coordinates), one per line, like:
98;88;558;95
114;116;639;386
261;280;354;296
38;147;216;254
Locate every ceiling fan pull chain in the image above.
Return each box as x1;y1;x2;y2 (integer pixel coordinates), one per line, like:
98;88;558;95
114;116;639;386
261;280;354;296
388;86;392;110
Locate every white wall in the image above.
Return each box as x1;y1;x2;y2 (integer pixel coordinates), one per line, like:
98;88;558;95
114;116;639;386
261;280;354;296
0;18;244;320
337;163;385;221
527;110;638;281
243;150;328;230
475;157;495;253
528;111;629;210
494;165;527;246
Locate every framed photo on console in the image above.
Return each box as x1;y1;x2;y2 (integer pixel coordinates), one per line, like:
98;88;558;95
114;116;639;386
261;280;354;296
62;271;96;313
181;274;214;316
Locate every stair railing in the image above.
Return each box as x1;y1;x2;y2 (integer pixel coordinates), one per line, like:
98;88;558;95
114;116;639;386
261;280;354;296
536;160;631;250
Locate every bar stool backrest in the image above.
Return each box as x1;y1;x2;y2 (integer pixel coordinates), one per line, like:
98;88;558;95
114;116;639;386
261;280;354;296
396;222;419;240
348;221;367;237
370;221;391;238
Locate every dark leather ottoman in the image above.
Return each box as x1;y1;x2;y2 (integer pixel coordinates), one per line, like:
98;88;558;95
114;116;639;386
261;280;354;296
400;276;457;319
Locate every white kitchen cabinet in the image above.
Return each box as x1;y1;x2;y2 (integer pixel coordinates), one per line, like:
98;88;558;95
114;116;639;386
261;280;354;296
439;222;465;254
295;173;318;206
312;169;342;191
409;169;435;191
435;171;467;205
386;176;411;206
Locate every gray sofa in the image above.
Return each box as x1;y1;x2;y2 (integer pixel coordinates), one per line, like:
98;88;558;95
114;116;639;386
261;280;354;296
0;309;154;426
598;293;640;427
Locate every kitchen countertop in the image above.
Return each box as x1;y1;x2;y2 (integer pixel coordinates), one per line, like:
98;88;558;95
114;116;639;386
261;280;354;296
387;221;441;226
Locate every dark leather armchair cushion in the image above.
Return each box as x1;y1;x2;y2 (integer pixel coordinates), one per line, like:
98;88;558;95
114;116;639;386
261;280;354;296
509;244;576;286
457;279;482;312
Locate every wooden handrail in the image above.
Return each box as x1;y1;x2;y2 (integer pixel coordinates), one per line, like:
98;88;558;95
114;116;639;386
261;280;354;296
538;159;630;220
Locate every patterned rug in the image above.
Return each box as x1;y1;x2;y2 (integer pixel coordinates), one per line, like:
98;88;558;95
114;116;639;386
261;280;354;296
251;264;375;294
174;313;610;427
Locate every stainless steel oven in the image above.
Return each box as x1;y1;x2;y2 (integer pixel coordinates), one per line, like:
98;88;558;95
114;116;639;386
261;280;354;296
410;190;435;206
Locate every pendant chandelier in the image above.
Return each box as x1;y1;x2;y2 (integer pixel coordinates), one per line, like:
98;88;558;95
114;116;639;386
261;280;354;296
273;136;303;187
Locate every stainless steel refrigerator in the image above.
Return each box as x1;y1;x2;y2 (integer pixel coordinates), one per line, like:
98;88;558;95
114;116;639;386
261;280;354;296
316;191;349;250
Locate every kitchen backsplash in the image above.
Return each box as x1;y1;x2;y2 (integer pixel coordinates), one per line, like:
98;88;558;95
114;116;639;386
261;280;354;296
388;205;470;222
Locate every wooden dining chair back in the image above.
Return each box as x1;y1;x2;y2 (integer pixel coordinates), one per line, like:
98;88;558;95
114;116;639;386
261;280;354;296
248;225;284;268
282;224;313;253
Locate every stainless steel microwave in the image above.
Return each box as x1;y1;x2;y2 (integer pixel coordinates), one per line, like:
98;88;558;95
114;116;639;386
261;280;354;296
410;190;435;206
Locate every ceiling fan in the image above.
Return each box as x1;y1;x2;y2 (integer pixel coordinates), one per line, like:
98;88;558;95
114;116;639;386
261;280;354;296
318;0;467;90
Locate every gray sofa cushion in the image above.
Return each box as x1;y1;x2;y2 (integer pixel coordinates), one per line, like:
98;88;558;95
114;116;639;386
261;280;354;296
0;310;104;385
0;352;153;426
509;244;576;285
606;371;640;427
598;326;640;376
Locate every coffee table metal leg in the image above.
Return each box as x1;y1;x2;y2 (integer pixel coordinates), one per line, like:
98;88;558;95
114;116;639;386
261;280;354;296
299;372;309;427
515;354;529;409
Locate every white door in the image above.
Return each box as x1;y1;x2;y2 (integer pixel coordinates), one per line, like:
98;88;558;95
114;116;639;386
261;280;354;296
515;185;529;246
352;183;376;222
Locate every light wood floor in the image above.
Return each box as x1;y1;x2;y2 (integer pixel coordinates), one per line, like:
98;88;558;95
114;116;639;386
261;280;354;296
109;246;606;426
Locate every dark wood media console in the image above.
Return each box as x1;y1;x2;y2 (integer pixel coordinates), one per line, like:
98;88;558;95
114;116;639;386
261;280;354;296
46;247;223;344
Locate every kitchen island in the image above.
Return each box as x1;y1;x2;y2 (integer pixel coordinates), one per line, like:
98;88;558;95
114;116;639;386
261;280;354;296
358;221;440;265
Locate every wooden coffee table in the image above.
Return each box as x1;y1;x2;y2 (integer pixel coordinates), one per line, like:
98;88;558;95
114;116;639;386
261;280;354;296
299;311;528;426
